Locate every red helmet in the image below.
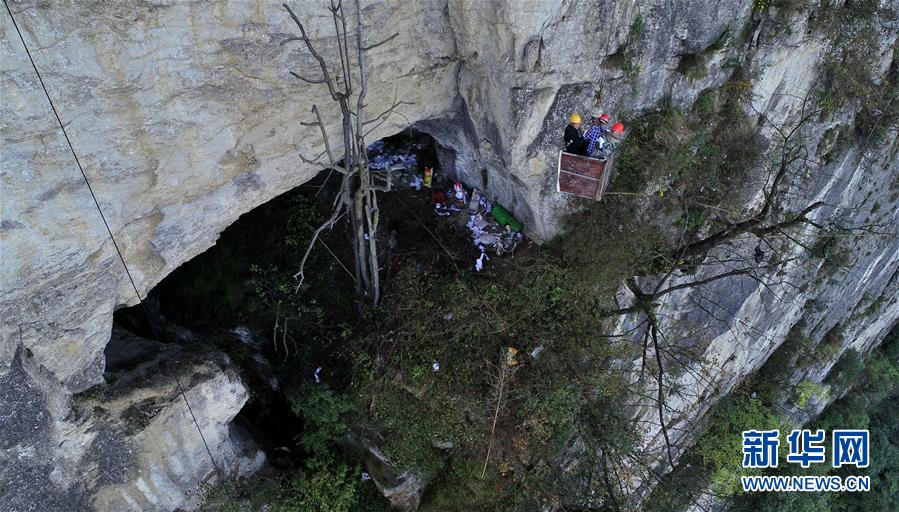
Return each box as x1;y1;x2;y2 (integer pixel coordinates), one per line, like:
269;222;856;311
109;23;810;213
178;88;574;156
599;113;611;122
611;122;624;133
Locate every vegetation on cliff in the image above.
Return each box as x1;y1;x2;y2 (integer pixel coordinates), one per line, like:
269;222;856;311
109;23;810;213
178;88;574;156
169;2;899;510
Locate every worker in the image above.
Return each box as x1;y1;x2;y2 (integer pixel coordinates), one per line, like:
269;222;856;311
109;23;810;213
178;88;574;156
596;122;625;160
563;113;588;155
499;224;517;254
584;112;614;158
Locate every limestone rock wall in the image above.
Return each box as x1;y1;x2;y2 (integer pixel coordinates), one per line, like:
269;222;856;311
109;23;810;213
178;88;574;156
2;0;898;511
442;0;753;239
621;130;898;504
622;6;898;501
1;0;459;395
2;1;457;509
1;327;263;512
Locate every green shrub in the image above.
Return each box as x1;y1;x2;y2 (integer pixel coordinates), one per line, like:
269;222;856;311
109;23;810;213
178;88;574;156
201;453;388;512
732;324;899;512
693;88;720;117
815;325;844;363
611;73;758;224
516;382;582;449
812;0;894;140
272;456;360;512
863;351;899;404
794;379;829;409
676;30;727;81
697;395;784;495
603;15;644;91
677;53;708;80
825;348;863;393
750;319;807;403
291;384;353;456
367;385;465;475
419;456;510;512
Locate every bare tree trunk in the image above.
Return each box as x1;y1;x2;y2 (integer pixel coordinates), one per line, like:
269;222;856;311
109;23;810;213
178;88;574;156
482;348;518;478
283;0;404;306
594;86;887;489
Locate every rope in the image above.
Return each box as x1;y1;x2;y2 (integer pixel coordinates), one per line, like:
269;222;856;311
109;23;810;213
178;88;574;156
4;0;228;485
303;222;357;282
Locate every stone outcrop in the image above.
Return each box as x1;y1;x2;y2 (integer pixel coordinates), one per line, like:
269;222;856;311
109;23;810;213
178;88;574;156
1;327;263;512
2;0;898;510
347;430;425;512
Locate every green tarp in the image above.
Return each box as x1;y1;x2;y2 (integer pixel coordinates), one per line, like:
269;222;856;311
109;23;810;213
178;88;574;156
490;204;523;232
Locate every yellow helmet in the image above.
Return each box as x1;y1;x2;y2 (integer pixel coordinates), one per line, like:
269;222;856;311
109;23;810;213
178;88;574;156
569;113;582;124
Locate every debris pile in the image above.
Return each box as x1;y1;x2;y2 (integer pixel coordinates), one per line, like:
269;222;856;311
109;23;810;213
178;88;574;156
369;137;527;273
423;173;525;269
367;139;419;171
462;198;522;260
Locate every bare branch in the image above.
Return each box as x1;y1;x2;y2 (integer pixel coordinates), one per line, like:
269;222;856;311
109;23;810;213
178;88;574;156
650;317;676;470
363;100;416;127
361;84;416;138
676;200;823;260
289;71;326;84
283;3;343;100
482;348;518;477
285;0;405;306
293;183;349;291
331;0;352;96
298;152;327;166
308;104;338;165
303;222;356;283
654;266;763;298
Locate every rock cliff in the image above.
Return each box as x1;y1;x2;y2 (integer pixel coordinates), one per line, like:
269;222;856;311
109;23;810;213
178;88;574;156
2;0;897;510
1;326;263;511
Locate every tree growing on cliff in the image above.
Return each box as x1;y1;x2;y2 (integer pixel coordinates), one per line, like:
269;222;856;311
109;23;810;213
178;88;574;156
283;0;408;306
571;81;894;509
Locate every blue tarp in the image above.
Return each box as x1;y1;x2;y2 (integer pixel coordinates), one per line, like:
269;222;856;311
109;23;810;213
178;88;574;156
367;140;418;170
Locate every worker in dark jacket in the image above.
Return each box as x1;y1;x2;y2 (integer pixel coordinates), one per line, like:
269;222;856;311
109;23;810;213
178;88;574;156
563;113;588;155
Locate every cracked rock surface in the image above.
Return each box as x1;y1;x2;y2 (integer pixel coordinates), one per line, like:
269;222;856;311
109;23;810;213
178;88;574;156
2;1;897;510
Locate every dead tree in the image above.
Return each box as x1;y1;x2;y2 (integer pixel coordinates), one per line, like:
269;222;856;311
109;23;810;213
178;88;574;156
482;347;520;478
284;0;407;306
584;85;896;510
620;92;820;461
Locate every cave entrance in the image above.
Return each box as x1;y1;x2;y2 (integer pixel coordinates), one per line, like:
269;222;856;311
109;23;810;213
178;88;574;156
110;127;457;470
114;127;454;335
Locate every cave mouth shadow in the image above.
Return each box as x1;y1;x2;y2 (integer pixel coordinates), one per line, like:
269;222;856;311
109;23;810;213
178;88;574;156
109;126;458;467
112;127;450;342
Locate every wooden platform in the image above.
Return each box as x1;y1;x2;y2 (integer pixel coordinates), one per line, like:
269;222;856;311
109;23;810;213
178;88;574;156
556;151;613;201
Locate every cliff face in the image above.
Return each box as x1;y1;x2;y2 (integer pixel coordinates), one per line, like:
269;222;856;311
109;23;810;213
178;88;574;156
2;1;458;509
1;326;264;512
620;133;898;508
442;0;754;238
2;0;897;510
1;0;459;396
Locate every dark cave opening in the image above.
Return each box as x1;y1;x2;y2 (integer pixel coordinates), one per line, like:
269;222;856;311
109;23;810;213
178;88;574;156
109;127;461;476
